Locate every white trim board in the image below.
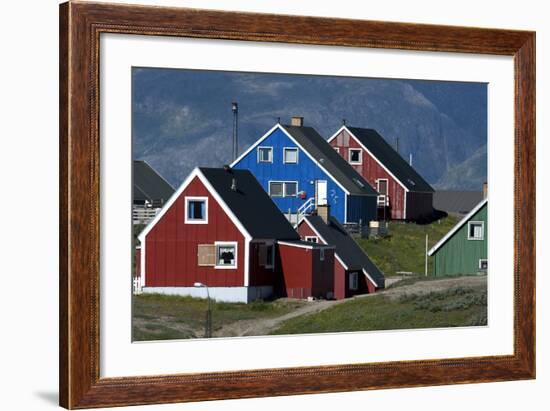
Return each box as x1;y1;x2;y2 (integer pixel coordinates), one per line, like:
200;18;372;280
428;199;488;256
277;240;334;250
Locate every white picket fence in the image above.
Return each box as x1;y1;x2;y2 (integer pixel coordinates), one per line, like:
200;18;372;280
133;276;143;295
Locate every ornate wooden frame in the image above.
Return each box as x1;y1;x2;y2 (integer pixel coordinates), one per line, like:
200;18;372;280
59;1;535;408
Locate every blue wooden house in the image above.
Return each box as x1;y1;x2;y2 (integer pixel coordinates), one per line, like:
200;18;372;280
231;117;378;225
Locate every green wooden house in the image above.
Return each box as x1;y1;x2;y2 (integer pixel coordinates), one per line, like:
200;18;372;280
428;199;487;276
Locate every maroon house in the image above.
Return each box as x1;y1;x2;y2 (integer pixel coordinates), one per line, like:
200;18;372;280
297;205;385;300
328;126;434;221
137;167;335;303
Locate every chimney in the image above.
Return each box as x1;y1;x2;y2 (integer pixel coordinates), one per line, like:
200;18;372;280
483;182;488;199
409;153;413;166
291;116;304;127
317;204;331;225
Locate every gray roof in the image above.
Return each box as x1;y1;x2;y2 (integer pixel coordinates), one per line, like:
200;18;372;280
302;215;385;288
199;168;300;240
433;191;484;215
345;127;434;193
282;125;377;196
133;160;174;204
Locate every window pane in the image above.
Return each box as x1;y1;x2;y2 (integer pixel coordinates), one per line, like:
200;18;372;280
188;200;205;220
270;182;283;197
258;147;271;162
285;182;297;196
350;149;361;162
266;245;274;266
217;245;235;266
284;148;298;163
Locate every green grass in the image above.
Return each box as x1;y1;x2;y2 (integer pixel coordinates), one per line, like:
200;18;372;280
356;216;459;277
270;282;487;336
132;294;304;341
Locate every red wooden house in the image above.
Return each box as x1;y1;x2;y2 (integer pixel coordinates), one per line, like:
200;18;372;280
328;126;434;221
297;205;385;300
137;167;335;303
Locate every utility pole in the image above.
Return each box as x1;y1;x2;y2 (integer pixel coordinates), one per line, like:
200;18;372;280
425;234;429;277
231;102;239;161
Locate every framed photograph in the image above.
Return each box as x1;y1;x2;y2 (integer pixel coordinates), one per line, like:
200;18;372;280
59;1;535;409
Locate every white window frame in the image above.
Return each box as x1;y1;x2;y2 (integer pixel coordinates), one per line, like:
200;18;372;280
305;236;318;243
184;196;208;224
349;272;359;290
376;178;389;195
334;147;340;154
283;147;299;164
214;241;238;269
269;181;299;198
479;259;488;270
257;146;273;163
467;221;485;240
348;148;363;165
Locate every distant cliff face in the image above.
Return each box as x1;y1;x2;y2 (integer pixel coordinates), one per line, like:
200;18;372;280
132;69;487;190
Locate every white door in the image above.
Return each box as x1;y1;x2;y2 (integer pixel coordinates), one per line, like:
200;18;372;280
316;180;328;206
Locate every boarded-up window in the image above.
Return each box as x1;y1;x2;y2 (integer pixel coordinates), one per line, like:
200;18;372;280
197;244;215;266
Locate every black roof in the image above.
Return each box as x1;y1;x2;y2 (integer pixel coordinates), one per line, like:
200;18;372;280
303;215;385;287
282;125;377;196
133;160;175;203
199;168;300;240
433;191;484;215
345;127;434;192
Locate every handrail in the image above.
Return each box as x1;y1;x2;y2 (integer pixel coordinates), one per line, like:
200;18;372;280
298;197;315;215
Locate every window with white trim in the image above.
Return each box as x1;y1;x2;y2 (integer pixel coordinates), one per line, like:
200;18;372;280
283;147;299;164
305;236;318;243
467;221;485;240
349;272;359;290
257;146;273;163
215;242;237;269
479;259;488;271
269;181;298;197
349;148;362;164
334;147;340;154
185;197;208;224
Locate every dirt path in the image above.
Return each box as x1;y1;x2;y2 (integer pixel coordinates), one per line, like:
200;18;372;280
213;299;349;337
212;275;487;337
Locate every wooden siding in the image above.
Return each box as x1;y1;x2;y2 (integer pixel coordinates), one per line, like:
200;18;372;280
144;176;246;287
277;243;334;299
233;127;375;224
347;195;378;224
297;221;374;299
433;203;488;276
330;129;406;219
248;242;278;287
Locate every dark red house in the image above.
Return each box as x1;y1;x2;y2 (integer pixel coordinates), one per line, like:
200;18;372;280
297;205;385;300
328;126;434;221
137;167;335;303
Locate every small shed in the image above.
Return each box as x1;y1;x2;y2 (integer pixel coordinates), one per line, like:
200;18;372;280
428;199;488;276
297;206;385;299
